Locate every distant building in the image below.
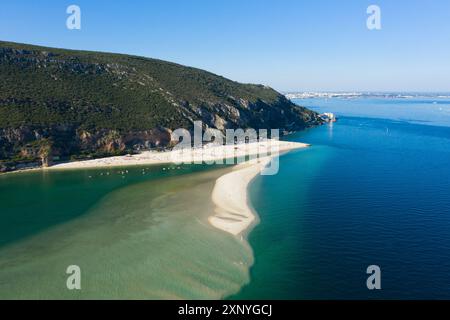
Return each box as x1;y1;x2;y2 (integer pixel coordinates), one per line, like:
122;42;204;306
319;113;337;122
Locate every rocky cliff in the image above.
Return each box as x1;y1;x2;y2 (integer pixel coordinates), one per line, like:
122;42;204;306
0;41;322;172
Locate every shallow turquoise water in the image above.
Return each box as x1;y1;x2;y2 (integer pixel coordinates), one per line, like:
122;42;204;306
0;164;257;299
0;164;219;248
233;97;450;299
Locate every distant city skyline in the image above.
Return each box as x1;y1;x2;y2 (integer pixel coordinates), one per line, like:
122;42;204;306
1;0;449;92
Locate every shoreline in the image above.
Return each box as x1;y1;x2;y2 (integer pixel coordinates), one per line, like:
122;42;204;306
1;140;309;175
47;140;309;171
208;157;272;237
2;140;309;237
208;143;309;237
2;138;310;238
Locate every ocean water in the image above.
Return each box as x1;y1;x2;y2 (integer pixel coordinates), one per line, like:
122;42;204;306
233;97;450;299
1;97;450;299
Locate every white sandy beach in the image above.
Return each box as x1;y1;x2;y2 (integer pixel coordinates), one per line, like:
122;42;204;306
49;140;308;170
208;142;309;236
209;157;272;236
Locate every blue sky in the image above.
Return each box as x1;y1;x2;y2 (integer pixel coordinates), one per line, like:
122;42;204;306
1;0;449;92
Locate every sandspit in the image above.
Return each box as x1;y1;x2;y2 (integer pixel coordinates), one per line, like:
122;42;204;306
208;142;309;236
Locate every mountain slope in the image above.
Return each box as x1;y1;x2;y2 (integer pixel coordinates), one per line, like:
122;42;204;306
0;41;321;171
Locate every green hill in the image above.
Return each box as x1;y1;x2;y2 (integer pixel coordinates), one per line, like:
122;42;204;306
0;41;321;172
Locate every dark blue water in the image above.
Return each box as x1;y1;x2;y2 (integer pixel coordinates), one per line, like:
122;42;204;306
233;98;450;299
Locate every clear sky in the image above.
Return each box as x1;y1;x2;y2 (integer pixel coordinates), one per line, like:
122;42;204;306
1;0;449;92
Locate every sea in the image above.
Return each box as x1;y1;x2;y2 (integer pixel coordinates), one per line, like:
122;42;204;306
233;96;450;299
1;95;450;299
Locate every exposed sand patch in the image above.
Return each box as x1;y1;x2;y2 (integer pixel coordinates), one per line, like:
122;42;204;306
209;142;309;236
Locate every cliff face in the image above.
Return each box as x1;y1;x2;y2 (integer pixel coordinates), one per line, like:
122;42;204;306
0;125;173;172
0;41;322;172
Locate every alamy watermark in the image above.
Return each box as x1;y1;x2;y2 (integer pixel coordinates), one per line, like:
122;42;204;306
65;5;382;31
66;5;81;30
367;5;382;30
170;121;281;175
366;265;382;290
66;265;81;290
